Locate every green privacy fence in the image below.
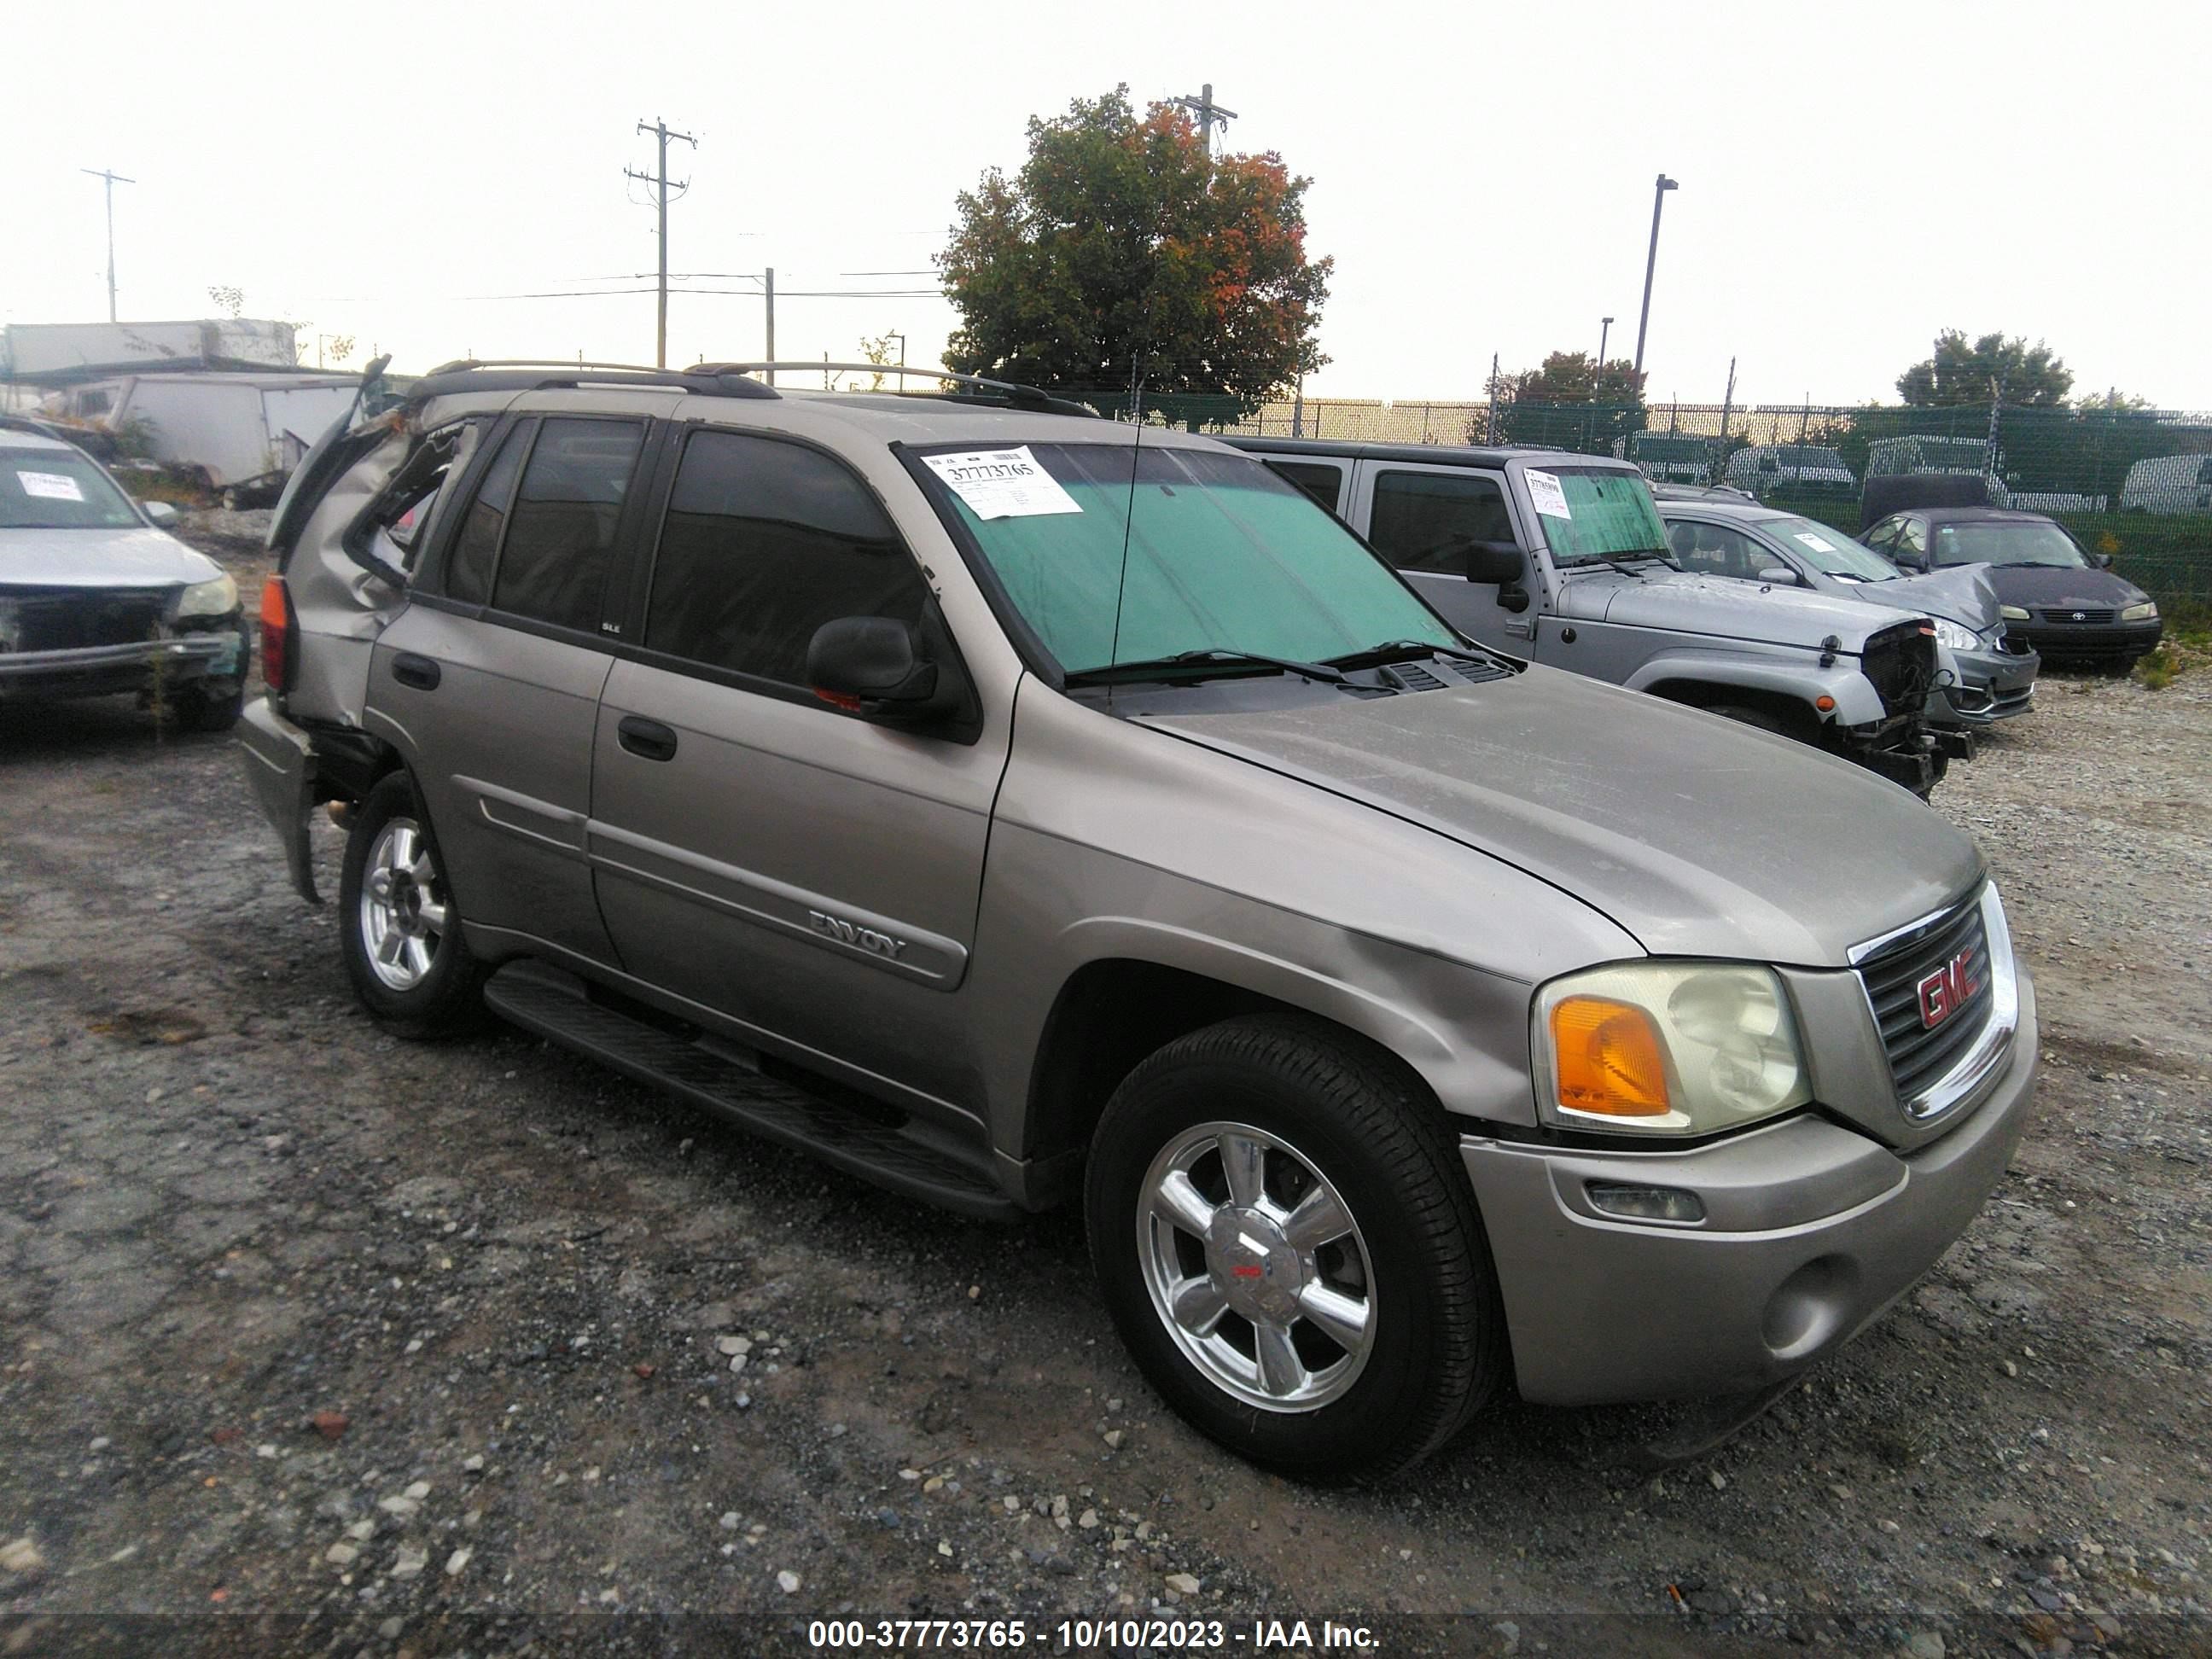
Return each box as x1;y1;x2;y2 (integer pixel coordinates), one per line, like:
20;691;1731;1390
1188;394;2212;612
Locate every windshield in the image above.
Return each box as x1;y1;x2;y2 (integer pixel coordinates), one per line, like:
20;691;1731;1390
1767;516;1901;580
0;447;142;529
1526;465;1670;563
1930;520;2089;569
920;443;1454;674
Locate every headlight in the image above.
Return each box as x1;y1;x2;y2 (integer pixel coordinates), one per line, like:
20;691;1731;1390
1533;962;1812;1137
2122;601;2158;622
1999;604;2030;622
177;573;239;619
1930;618;1980;652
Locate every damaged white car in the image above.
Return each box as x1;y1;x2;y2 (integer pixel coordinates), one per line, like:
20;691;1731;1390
0;422;247;730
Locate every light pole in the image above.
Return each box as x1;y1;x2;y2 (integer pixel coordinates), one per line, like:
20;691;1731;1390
1632;174;1678;380
889;331;905;382
1598;316;1614;373
82;167;135;323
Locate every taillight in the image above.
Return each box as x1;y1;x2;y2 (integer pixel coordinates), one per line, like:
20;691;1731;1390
259;575;293;693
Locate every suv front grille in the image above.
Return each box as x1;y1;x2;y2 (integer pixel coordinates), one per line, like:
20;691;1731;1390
1856;895;1994;1104
0;587;169;652
1860;620;1936;717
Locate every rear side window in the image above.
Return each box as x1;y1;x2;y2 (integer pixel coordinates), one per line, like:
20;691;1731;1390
1369;470;1512;573
490;418;645;633
644;430;928;686
1261;459;1345;514
445;421;531;604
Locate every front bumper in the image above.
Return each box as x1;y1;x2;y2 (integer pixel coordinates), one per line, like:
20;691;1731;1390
0;630;242;699
1936;643;2038;726
1460;973;2036;1406
2011;618;2162;661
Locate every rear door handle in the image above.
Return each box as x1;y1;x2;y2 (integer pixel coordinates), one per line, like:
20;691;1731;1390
617;715;678;762
391;652;441;690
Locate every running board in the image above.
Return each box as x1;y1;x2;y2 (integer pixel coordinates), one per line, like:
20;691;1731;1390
481;960;1019;1221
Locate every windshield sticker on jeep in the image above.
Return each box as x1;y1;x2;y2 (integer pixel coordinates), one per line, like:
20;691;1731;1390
15;470;85;503
921;446;1083;521
1524;469;1573;520
1794;531;1839;553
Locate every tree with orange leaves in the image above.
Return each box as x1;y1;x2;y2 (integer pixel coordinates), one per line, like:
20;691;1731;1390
939;87;1331;415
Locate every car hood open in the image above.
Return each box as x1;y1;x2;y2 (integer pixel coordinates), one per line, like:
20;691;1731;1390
0;527;221;591
1561;568;1912;652
1143;665;1982;968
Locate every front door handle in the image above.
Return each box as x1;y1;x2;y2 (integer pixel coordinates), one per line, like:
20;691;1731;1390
391;653;441;690
617;715;678;762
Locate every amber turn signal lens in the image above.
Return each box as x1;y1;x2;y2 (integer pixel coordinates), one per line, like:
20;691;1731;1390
1551;995;1671;1117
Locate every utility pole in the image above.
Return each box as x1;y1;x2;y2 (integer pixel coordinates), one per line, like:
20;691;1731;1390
762;268;775;386
1487;352;1501;445
1598;316;1614;372
81;168;135;323
625;118;696;368
1632;173;1679;380
1172;83;1238;157
1715;355;1737;486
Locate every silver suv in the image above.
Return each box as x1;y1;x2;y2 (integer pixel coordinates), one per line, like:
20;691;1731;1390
1231;438;1961;790
239;361;2037;1481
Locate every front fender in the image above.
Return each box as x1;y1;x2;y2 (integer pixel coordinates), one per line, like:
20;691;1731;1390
1625;649;1885;726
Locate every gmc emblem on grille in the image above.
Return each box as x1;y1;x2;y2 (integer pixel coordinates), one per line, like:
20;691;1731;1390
1917;949;1981;1029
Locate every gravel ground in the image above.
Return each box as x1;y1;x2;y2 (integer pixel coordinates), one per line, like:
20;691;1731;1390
2;536;2207;1655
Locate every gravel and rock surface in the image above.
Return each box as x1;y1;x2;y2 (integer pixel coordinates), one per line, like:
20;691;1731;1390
2;539;2206;1654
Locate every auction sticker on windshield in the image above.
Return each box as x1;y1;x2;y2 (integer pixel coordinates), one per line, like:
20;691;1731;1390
1795;531;1839;553
921;447;1082;521
1524;469;1573;520
16;471;85;502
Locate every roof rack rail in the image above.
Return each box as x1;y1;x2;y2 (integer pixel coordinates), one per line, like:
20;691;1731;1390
410;359;780;401
701;363;1097;418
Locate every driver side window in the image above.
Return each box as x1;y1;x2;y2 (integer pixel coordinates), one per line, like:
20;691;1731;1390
1667;520;1771;580
1369;470;1513;574
1894;517;1929;560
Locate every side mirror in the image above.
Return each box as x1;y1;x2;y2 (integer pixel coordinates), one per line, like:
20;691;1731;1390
143;500;180;527
2093;551;2113;569
1464;538;1524;585
1892;551;1925;572
1755;565;1800;585
806;616;958;727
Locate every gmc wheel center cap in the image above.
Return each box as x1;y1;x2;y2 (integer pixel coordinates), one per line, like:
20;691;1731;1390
1206;1206;1305;1324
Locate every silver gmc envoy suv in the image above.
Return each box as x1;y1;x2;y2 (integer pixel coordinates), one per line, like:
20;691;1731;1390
239;360;2037;1481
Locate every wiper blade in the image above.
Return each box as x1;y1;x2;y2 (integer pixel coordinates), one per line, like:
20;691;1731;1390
1323;637;1500;671
1569;548;1678;570
1063;648;1347;687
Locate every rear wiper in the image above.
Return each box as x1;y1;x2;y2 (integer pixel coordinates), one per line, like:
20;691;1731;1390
1064;648;1347;687
1323;637;1500;671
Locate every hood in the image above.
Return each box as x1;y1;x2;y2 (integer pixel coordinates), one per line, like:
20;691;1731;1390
1143;667;1982;968
1852;564;2000;631
0;526;221;591
1981;564;2149;609
1559;568;1911;651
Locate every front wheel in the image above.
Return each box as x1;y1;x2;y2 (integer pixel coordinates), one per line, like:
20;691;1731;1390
338;771;486;1039
1085;1016;1508;1483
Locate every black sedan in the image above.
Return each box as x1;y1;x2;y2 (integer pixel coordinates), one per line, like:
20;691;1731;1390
1860;508;2163;667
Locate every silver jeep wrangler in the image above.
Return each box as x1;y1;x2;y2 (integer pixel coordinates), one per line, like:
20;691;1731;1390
239;361;2036;1481
1231;438;1965;791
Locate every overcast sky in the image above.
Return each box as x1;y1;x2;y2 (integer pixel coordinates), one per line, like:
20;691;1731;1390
5;0;2207;410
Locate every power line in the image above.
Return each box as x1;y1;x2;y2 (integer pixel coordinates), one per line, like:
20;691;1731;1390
623;117;696;367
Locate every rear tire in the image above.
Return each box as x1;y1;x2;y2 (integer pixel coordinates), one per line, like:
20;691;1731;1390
1085;1015;1507;1483
338;771;486;1039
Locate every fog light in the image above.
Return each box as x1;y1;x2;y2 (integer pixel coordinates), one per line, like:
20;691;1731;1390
1586;1182;1706;1225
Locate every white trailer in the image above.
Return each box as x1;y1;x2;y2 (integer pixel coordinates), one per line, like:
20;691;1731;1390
43;372;358;498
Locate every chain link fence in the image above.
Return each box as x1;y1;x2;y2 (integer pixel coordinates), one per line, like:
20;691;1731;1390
1170;394;2212;615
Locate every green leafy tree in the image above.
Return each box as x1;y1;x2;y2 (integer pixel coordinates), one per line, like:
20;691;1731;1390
1470;352;1647;451
938;88;1330;412
1896;330;2073;407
